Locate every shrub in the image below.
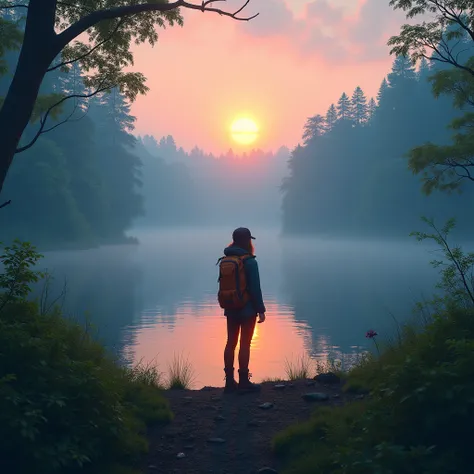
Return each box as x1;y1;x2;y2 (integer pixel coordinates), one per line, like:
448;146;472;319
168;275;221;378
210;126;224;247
0;240;171;474
274;218;474;474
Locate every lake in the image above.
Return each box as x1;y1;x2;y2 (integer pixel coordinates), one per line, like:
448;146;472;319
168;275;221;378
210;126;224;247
39;227;439;388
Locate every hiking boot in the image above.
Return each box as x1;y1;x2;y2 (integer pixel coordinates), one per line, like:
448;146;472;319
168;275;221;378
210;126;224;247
224;368;238;394
238;368;261;393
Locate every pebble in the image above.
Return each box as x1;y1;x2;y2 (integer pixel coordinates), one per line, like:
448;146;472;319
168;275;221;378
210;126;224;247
273;384;286;390
207;437;226;444
302;392;330;402
258;402;274;410
177;452;186;459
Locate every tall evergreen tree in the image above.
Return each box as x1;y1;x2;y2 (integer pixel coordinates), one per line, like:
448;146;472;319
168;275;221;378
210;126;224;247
302;114;326;144
367;98;377;121
388;55;417;87
350;86;368;125
325;104;337;131
376;78;390;104
336;93;351;121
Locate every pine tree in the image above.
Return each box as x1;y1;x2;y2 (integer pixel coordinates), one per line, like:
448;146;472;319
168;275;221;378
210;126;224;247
388;55;416;87
417;57;431;82
376;78;389;104
325;104;337;131
350;86;368;125
302;114;326;144
367;97;377;121
336;93;351;121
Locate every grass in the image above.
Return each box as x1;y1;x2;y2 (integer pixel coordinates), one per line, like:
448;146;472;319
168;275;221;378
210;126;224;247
284;353;313;380
126;357;164;389
260;376;286;383
166;353;196;390
273;305;474;474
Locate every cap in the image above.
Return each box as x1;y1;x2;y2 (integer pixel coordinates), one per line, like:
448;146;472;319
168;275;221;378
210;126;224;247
232;227;256;241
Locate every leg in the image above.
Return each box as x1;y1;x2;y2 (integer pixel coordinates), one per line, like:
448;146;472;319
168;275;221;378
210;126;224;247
238;316;257;371
224;316;241;370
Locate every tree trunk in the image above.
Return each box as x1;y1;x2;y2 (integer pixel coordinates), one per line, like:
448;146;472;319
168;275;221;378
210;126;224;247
0;0;57;196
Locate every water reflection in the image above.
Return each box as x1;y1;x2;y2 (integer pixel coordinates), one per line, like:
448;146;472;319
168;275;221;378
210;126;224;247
34;229;441;387
123;296;315;387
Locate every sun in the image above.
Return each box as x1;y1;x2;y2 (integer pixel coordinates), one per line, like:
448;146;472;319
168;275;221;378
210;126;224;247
230;117;259;145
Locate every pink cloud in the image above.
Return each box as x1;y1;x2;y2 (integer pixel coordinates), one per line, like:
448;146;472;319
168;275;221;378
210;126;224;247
129;1;405;154
232;0;406;64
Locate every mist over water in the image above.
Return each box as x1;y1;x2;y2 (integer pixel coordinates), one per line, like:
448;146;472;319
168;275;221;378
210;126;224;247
39;228;439;387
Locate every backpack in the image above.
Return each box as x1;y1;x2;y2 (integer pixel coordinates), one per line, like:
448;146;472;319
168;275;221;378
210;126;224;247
217;254;254;310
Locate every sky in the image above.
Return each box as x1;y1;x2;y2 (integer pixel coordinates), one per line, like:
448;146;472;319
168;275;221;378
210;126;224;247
131;0;408;154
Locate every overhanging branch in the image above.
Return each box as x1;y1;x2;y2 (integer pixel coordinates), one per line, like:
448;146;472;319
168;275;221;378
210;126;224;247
56;0;257;51
47;18;125;72
15;83;113;154
0;4;28;8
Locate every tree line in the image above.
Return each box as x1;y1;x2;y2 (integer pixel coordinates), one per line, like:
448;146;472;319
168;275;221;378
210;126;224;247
281;54;474;238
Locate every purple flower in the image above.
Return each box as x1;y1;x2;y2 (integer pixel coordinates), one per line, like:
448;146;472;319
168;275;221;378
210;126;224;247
366;330;378;339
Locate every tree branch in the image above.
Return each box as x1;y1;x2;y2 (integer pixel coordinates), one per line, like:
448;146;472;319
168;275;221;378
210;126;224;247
0;200;11;209
15;83;112;154
56;0;257;51
47;18;125;72
0;4;28;8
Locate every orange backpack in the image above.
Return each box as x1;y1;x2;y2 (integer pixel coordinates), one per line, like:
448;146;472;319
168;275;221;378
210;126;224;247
217;255;253;310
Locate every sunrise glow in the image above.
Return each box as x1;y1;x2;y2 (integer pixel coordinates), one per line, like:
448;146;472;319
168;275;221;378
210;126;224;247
231;117;259;145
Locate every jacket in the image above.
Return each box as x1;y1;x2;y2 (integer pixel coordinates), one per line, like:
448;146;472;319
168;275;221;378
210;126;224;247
221;245;266;318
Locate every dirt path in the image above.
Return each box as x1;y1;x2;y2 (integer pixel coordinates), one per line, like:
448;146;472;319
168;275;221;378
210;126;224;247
145;378;358;474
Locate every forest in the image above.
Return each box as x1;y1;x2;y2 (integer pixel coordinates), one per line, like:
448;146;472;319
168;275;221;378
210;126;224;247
0;5;287;248
282;55;474;239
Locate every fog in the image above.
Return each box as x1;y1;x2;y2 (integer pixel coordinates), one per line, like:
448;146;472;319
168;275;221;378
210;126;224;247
2;24;474;382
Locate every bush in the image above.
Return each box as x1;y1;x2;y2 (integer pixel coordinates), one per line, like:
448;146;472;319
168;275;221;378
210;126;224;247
0;240;172;474
274;218;474;474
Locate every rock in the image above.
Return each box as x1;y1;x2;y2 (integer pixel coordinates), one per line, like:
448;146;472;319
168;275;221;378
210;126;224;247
302;392;329;402
355;394;365;400
214;415;225;422
258;402;274;410
207;437;226;444
314;372;341;384
273;384;286;390
332;394;340;399
177;452;186;459
200;386;214;391
184;444;195;450
257;468;279;474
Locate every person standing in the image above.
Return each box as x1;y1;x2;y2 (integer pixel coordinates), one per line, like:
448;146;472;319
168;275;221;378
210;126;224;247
217;227;266;393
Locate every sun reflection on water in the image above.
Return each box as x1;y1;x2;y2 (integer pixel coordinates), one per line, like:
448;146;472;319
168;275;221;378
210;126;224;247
122;295;359;388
